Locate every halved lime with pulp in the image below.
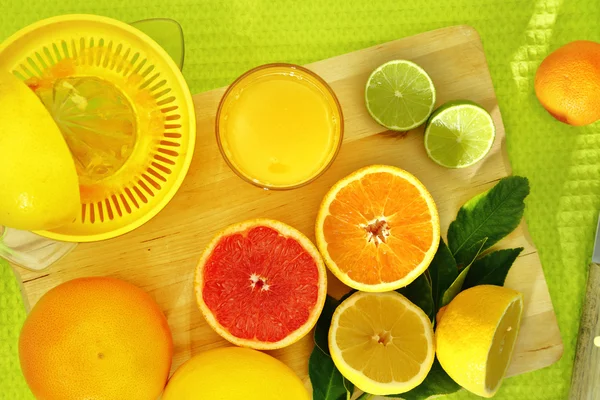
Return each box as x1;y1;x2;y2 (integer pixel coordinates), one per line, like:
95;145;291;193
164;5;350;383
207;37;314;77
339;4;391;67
365;60;436;131
424;101;495;168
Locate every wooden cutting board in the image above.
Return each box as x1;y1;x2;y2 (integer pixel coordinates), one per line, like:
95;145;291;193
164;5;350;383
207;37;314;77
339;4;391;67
16;25;563;392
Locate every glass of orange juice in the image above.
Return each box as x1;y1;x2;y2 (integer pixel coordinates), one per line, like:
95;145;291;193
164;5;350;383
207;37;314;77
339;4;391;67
216;64;344;189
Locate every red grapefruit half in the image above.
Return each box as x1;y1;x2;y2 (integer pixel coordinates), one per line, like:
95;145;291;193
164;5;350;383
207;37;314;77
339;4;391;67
194;219;327;349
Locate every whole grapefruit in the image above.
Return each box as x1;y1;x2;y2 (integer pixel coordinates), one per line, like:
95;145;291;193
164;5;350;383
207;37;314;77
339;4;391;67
19;277;173;400
162;347;309;400
535;40;600;126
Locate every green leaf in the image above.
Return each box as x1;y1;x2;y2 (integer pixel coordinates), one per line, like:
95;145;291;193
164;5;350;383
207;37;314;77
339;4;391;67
343;378;355;399
447;176;529;265
397;273;434;320
309;348;350;400
424;270;432;287
384;359;461;399
311;291;356;399
441;263;472;307
464;248;524;289
461;237;488;269
441;238;486;307
428;239;458;310
454;237;488;270
314;296;340;356
356;393;373;400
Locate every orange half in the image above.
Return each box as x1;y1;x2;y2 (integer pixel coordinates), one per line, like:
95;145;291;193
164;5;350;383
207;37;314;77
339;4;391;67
315;165;440;292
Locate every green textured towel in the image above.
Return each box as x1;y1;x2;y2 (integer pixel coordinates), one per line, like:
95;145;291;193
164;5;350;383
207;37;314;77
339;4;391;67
0;260;32;399
2;0;599;399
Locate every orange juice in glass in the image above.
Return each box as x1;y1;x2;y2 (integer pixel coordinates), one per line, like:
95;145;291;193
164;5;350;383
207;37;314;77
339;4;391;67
216;64;343;189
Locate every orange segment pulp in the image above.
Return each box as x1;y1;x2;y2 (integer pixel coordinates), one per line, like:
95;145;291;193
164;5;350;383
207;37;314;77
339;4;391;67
316;165;440;292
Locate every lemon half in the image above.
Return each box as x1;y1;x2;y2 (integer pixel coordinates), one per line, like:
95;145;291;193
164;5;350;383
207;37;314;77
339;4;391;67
328;291;435;395
0;71;79;231
435;285;523;398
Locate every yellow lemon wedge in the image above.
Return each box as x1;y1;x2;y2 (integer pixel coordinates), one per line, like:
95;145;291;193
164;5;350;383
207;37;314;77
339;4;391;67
435;285;523;398
328;291;435;395
0;70;80;231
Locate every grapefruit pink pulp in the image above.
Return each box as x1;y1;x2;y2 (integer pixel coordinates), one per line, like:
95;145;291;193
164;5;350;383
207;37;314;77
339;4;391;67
195;219;327;349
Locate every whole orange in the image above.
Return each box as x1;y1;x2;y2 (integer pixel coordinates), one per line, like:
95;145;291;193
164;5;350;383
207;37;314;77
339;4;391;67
19;277;173;400
535;40;600;126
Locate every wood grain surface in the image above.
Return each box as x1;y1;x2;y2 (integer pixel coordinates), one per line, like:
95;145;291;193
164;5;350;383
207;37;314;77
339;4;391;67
15;25;563;392
569;262;600;400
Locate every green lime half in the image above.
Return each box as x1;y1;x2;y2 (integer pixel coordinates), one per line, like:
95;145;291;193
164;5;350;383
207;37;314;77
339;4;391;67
365;60;436;131
424;101;496;168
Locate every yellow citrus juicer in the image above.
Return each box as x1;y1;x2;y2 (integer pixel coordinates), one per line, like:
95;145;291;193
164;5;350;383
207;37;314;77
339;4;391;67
0;14;196;242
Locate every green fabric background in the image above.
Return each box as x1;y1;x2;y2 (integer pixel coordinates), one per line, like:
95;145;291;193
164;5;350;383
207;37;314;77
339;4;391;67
1;0;599;398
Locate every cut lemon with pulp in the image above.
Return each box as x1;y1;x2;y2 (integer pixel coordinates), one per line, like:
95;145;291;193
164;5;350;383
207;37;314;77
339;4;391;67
435;285;523;398
365;60;436;131
424;101;495;168
329;291;435;395
316;165;440;292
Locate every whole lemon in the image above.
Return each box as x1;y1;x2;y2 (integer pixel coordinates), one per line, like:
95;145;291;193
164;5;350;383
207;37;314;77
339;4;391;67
19;277;173;400
0;70;80;230
535;40;600;126
162;347;309;400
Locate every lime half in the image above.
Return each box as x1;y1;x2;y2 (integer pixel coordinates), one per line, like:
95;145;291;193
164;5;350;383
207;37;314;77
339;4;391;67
365;60;436;131
424;101;496;168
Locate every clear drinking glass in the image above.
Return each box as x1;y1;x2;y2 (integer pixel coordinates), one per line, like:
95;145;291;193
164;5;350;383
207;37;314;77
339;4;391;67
0;227;76;271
